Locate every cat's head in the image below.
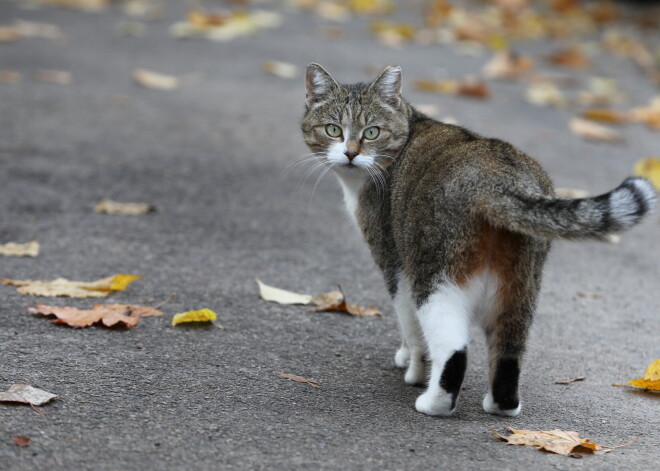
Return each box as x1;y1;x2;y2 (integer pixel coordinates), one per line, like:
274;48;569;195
300;63;410;175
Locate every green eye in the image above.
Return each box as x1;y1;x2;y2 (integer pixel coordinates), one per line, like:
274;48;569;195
325;124;342;138
363;126;380;140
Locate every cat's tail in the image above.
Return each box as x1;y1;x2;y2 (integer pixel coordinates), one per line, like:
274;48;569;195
481;177;656;240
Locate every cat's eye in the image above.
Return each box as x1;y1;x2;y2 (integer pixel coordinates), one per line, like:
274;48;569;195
325;124;342;138
363;126;380;140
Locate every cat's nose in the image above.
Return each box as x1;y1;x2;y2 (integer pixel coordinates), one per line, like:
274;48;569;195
344;151;359;161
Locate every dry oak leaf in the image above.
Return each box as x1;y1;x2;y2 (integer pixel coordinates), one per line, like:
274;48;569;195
569;118;623;143
309;286;382;317
28;302;161;328
0;241;40;257
1;274;141;298
275;371;319;389
625;359;660;392
13;436;31;447
94;199;156;215
171;308;217;326
0;384;58;406
633;157;660;190
491;427;610;457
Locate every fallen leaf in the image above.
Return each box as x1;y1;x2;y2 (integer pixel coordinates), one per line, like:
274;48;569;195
13;436;31;447
629;96;660;131
555;188;589;198
171;9;282;41
581;109;629;124
94;199;156;215
576;291;603;299
491;427;609;457
262;60;298;79
133;69;180;90
555;376;585;385
577;77;626;107
171;308;217;326
370;21;416;47
626;359;660;392
1;274;141;298
28;302;162;328
256;279;313;305
0;26;19;42
525;80;566;107
483;51;534;80
413;77;490;100
35;70;71;85
0;384;57;406
309;286;382;317
633;157;660;190
28;0;108;12
0;70;21;84
569;118;623;143
0;241;40;257
275;371;319;388
547;47;590;69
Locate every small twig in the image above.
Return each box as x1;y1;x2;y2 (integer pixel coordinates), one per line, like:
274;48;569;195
555;376;586;385
153;293;176;310
602;433;642;450
29;403;48;415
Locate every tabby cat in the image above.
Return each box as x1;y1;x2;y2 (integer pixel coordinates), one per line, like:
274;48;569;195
300;63;656;417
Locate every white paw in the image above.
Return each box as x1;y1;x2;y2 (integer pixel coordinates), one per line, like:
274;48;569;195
482;392;521;417
404;360;426;385
394;347;410;368
415;389;455;416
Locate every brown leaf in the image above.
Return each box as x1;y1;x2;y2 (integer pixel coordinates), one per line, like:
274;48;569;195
569;118;623;143
13;436;31;447
0;384;58;406
491;427;609;457
548;48;590;69
555;376;586;385
413;77;490;100
275;371;319;388
35;70;71;85
309;286;382;317
94;199;156;215
1;274;141;298
581;109;629;124
27;302;162;328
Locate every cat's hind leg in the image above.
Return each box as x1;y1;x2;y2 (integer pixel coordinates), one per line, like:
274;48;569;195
393;275;425;385
413;282;471;416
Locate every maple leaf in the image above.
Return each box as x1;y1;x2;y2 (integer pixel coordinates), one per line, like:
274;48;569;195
1;274;141;297
624;359;660;392
0;241;40;257
491;427;609;457
275;371;320;389
28;302;162;328
0;384;58;406
94;199;156;215
569;118;623;143
133;69;180;90
171;308;218;326
633;157;660;190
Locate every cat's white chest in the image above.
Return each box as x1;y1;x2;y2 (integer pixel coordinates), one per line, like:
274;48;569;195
335;171;367;227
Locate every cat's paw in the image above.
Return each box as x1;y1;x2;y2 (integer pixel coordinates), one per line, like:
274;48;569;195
394;346;410;368
414;390;455;416
404;360;426;385
482;392;521;417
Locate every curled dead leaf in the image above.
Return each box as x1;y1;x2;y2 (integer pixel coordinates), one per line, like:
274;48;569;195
309;286;382;317
171;308;218;326
0;384;57;406
1;274;141;298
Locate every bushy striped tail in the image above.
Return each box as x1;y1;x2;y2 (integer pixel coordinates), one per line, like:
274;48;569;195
482;177;656;240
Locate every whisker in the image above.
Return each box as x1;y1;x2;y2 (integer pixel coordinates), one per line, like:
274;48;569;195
308;163;335;210
296;159;331;191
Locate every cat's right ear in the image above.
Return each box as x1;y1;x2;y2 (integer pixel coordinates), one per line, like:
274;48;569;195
305;63;338;108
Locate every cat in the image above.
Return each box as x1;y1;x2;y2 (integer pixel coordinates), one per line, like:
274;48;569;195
300;63;656;417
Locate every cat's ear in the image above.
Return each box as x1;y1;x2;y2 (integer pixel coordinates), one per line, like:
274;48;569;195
370;66;402;108
305;63;339;108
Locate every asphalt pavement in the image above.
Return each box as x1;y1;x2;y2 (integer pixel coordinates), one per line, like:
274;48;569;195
1;1;658;470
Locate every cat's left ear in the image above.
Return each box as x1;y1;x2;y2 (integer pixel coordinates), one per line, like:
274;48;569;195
370;66;402;108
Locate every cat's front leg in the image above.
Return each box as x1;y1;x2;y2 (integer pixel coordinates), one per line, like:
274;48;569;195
393;275;426;385
413;283;470;416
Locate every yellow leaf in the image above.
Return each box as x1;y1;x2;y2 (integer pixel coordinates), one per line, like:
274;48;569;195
627;359;660;392
256;279;313;305
94;199;155;215
0;241;40;257
133;69;180;90
0;274;141;298
633;157;660;190
171;308;217;326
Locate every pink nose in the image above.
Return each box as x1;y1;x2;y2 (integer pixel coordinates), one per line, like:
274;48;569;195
344;151;358;161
